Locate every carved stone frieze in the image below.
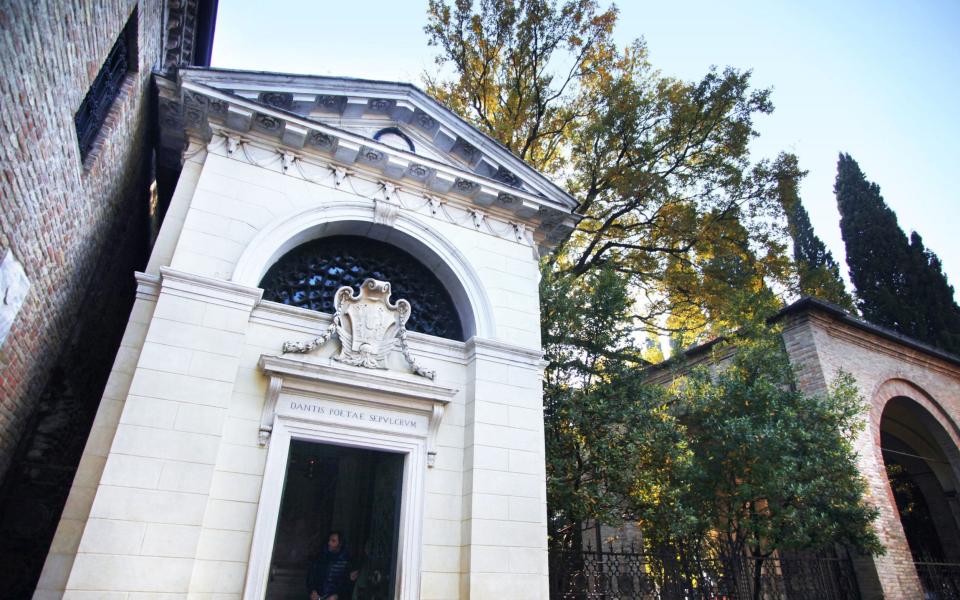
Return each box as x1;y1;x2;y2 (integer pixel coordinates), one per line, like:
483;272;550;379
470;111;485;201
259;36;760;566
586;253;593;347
282;279;436;380
307;131;334;149
163;0;200;71
254;114;282;132
451;138;480;163
158;97;183;129
259;91;293;109
162;74;581;252
374;199;401;227
374;183;402;227
207;98;228;116
494;166;522;188
183;90;209;108
407;164;430;180
412;111;437;132
316;95;344;111
368;98;392;112
454;178;478;195
360;148;385;164
184;106;205;127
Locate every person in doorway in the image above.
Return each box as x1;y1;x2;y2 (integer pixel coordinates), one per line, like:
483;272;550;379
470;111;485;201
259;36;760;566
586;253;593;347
306;530;357;600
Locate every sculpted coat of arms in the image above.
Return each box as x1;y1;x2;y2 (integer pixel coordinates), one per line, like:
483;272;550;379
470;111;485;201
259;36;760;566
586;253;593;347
282;278;435;380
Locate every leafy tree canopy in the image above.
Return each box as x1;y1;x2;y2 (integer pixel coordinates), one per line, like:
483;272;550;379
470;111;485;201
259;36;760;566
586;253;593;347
426;0;880;561
426;0;795;346
545;313;882;561
661;332;882;560
425;0;618;175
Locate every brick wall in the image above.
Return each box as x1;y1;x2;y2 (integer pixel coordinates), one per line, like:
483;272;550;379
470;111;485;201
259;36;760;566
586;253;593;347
639;304;960;599
781;309;960;599
0;0;162;479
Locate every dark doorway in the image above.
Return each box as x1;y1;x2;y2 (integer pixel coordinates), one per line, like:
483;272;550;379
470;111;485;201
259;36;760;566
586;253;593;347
880;397;960;562
265;440;404;600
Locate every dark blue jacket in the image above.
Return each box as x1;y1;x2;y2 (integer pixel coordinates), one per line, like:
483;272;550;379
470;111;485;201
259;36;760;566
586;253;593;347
306;546;351;597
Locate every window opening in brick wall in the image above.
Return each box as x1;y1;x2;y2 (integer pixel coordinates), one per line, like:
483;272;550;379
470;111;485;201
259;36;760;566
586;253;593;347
74;8;138;162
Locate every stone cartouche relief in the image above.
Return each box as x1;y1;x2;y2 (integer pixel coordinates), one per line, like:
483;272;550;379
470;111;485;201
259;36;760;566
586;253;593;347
282;278;436;380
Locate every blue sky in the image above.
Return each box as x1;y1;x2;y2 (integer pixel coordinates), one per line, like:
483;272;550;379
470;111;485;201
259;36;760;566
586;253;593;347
212;1;960;299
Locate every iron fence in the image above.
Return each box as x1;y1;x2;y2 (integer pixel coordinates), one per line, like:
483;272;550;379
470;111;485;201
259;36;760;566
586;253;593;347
549;543;861;600
915;558;960;600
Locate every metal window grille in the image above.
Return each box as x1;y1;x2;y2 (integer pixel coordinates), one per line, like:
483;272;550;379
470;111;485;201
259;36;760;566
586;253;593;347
259;235;465;341
74;20;132;161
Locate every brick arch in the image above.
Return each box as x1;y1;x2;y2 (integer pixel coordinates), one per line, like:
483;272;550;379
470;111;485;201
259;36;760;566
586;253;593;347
870;377;960;553
871;378;960;467
855;377;960;598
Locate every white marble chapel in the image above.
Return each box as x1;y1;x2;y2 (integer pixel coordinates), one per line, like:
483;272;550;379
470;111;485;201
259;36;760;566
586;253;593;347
35;68;579;599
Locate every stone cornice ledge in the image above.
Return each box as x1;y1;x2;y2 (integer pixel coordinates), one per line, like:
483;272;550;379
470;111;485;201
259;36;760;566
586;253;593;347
259;354;458;407
465;337;545;368
258;354;458;465
808;312;960;378
178;80;572;215
135;272;161;301
158;267;264;310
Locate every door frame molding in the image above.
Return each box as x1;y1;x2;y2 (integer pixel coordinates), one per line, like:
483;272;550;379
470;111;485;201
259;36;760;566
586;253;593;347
243;355;456;600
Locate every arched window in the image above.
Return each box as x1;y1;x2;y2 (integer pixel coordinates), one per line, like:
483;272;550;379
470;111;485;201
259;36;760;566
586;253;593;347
373;127;416;152
259;235;464;341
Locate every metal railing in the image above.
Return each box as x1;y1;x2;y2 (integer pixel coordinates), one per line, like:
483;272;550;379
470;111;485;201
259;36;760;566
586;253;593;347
915;558;960;600
549;543;861;600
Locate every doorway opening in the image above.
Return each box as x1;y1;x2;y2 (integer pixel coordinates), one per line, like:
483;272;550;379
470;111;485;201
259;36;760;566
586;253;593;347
265;440;405;600
880;396;960;562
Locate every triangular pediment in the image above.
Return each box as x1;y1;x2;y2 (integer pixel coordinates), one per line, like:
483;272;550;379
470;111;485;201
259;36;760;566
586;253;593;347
155;68;580;249
162;68;576;213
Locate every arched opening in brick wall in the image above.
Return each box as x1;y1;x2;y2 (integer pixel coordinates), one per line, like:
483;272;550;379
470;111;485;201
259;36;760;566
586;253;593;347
880;396;960;563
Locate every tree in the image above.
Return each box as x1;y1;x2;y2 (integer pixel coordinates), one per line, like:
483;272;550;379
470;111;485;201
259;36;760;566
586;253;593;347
545;316;883;589
644;331;882;598
773;153;853;309
424;0;617;175
426;2;881;566
906;232;960;353
835;153;960;353
541;264;657;545
427;0;795;347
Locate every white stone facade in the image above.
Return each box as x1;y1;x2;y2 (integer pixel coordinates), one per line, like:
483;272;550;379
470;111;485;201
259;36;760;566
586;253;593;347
36;71;576;599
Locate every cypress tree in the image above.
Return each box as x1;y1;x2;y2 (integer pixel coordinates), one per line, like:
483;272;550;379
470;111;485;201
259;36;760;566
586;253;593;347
906;232;960;352
774;153;853;310
835;153;960;354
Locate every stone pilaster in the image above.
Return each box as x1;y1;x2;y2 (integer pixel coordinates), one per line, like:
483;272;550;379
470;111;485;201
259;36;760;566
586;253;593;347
60;270;261;598
460;338;549;599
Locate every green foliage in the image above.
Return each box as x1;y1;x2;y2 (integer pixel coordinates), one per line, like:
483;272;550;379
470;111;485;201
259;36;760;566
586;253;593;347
541;262;640;389
541;263;670;544
657;332;882;559
544;365;690;543
426;0;795;348
905;232;960;353
773;153;854;310
564;47;793;345
544;317;883;557
426;1;881;560
836;153;960;353
424;0;617;175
